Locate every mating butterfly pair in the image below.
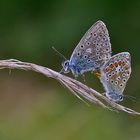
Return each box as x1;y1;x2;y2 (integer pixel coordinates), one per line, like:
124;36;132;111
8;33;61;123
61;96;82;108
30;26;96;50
61;20;131;102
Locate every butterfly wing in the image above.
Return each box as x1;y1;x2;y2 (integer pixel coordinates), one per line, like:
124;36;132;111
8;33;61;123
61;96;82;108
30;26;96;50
69;20;112;75
100;52;131;101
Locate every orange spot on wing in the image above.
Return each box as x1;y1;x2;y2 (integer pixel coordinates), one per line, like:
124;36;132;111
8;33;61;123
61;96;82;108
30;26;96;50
124;65;129;70
109;63;114;69
105;67;110;73
114;62;118;67
122;61;125;66
118;61;122;66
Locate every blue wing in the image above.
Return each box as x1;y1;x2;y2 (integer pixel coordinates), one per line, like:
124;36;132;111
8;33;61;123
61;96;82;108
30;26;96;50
69;20;112;75
100;52;131;100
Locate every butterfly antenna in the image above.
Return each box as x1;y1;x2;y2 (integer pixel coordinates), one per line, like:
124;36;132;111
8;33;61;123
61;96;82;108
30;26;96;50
59;68;64;74
124;95;138;103
52;46;67;60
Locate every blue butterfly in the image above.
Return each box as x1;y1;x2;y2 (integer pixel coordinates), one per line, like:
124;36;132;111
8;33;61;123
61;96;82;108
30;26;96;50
99;52;131;102
61;20;112;77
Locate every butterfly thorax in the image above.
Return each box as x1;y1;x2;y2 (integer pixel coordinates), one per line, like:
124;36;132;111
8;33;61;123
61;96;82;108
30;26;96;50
62;60;83;77
69;62;81;76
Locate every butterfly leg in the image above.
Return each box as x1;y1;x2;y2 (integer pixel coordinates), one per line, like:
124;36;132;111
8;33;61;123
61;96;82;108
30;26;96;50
59;68;64;74
9;69;12;75
102;92;106;96
73;74;78;80
91;71;94;74
82;74;86;83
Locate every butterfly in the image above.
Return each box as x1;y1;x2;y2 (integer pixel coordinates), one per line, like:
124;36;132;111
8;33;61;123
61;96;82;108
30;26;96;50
99;52;131;102
61;20;112;77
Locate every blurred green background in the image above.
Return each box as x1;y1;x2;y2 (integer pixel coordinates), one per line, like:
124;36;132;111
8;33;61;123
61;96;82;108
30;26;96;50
0;0;140;140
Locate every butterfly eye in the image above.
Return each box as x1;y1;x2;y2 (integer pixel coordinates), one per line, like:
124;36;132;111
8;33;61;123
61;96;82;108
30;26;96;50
64;61;69;66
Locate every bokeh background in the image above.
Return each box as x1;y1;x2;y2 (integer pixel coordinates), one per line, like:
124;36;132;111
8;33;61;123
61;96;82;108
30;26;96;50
0;0;140;140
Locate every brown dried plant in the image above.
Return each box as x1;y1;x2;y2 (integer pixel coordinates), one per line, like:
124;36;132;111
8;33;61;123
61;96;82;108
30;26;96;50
0;59;139;115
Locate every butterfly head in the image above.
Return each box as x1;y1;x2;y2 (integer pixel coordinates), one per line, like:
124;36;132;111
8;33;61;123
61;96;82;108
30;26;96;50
107;92;123;102
62;60;70;73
